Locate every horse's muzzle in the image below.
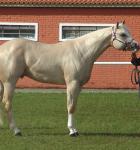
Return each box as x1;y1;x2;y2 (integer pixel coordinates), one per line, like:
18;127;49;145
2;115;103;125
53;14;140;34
129;41;140;52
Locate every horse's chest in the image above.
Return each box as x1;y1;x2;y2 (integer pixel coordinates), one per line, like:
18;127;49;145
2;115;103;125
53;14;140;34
78;63;93;85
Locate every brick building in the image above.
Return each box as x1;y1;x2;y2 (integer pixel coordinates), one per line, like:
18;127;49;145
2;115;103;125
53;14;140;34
0;0;139;89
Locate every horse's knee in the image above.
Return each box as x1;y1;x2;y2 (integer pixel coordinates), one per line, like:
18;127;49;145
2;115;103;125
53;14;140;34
68;104;76;114
4;101;11;112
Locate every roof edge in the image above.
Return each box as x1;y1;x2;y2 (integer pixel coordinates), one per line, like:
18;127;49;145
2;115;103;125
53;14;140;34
0;4;140;8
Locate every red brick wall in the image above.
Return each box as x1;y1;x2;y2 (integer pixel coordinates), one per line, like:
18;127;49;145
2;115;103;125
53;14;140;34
0;7;139;89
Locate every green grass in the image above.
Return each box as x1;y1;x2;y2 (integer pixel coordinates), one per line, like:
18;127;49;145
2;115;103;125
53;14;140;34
1;92;140;149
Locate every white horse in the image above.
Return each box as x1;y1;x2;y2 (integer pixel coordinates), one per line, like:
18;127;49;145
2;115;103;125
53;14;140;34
0;22;139;136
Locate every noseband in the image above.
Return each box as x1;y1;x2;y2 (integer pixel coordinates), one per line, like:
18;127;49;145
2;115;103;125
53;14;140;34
112;26;134;51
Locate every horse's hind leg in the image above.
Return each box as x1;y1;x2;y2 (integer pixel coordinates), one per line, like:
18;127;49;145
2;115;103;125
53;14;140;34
2;80;21;136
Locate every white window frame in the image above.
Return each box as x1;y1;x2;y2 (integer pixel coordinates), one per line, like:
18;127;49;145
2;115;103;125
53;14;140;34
0;22;38;41
59;23;114;41
94;62;131;65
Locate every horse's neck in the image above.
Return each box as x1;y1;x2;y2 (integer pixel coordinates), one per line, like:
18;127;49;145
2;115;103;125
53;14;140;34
76;27;112;62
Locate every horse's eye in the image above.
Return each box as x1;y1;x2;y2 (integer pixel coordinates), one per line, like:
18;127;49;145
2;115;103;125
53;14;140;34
121;33;127;37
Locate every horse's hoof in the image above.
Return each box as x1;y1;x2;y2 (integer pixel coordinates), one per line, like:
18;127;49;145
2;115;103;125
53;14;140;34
14;129;22;136
15;132;22;136
70;132;79;137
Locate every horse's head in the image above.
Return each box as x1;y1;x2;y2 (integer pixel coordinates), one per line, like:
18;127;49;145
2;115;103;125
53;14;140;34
111;21;139;52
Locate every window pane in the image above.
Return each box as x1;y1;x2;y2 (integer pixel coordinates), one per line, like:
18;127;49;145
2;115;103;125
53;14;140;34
97;26;109;30
62;25;111;40
80;30;91;36
0;24;36;40
0;26;3;35
3;29;19;34
79;26;96;31
20;34;34;38
63;26;79;31
3;25;18;30
3;25;19;34
4;34;19;38
20;29;35;34
63;31;73;39
20;25;35;30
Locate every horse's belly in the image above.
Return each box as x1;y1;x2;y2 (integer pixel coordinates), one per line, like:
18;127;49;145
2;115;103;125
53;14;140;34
25;68;65;84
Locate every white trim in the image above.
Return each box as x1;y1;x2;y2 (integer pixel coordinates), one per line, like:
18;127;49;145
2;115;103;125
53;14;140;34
94;62;131;65
0;22;38;41
59;23;114;41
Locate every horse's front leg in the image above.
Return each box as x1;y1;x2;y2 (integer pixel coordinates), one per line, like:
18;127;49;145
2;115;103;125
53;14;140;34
66;80;80;137
2;81;21;136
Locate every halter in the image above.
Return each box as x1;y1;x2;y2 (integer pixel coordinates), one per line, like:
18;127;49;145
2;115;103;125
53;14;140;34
112;26;135;51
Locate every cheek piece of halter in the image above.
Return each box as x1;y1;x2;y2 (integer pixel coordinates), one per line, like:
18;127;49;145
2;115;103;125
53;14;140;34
111;26;139;51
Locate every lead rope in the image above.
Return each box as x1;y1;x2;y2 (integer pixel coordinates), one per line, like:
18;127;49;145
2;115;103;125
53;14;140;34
131;54;140;97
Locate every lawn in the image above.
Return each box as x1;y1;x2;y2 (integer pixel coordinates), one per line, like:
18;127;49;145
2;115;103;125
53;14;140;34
0;92;140;150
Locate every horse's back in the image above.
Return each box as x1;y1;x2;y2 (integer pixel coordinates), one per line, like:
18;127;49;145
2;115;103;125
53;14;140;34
0;38;84;83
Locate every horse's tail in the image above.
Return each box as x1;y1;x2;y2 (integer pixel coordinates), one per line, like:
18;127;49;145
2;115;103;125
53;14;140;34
0;81;4;126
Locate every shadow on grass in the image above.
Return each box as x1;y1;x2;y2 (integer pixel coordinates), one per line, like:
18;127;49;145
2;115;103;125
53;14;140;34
25;132;140;138
24;129;140;137
20;126;140;138
81;132;140;138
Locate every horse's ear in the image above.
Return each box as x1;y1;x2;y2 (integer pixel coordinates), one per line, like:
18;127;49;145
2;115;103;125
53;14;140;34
122;20;125;24
116;22;119;29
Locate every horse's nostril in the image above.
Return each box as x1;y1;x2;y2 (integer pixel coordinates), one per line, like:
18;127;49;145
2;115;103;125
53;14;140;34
131;43;140;51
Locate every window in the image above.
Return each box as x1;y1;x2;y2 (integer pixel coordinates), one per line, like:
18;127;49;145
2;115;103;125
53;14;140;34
59;23;114;41
0;22;38;41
